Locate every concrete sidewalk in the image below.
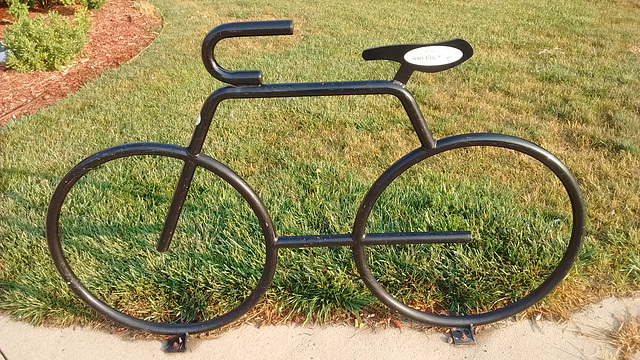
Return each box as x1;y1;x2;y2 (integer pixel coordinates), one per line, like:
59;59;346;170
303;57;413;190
1;297;639;360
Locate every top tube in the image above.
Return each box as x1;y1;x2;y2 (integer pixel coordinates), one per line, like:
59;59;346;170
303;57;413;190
188;80;437;155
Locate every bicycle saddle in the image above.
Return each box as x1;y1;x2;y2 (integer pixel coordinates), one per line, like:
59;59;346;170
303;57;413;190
362;39;473;84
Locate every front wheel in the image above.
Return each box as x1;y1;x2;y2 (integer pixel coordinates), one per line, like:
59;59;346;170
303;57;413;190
351;133;585;327
46;142;277;334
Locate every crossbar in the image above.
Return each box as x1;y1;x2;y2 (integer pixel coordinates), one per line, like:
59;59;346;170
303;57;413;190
274;231;471;249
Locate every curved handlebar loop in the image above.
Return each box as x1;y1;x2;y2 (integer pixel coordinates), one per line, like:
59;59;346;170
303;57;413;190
202;20;294;86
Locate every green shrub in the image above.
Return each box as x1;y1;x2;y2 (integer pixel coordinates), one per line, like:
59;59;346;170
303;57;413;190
3;8;90;72
2;0;55;6
7;0;30;19
1;0;105;8
81;0;106;9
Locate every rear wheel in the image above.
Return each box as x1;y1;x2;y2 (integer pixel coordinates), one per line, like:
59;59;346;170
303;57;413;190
351;133;585;327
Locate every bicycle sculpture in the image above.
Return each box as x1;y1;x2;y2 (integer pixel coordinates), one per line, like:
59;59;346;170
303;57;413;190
46;20;585;346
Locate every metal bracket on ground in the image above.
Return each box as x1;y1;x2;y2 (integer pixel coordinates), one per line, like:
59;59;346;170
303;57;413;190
164;333;188;352
450;325;475;345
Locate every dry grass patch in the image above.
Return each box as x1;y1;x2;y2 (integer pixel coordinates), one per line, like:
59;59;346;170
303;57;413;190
134;0;159;20
610;314;640;360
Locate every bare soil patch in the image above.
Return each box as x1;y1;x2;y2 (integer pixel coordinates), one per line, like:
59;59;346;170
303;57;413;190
0;0;162;126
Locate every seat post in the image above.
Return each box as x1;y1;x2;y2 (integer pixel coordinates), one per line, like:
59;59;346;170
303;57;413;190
394;64;414;85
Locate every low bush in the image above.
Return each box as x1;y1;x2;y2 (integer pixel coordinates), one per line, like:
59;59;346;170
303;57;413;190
6;0;29;19
2;0;106;10
2;0;79;6
3;7;90;72
81;0;106;10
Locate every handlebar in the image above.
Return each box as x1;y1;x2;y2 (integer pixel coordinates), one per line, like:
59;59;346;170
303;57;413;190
202;20;294;86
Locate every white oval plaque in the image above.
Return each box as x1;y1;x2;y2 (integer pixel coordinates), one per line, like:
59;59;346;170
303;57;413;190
404;46;464;67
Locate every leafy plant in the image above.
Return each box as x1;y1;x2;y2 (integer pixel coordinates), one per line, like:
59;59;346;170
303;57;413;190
6;0;29;19
2;0;74;6
81;0;106;9
1;0;103;8
3;7;90;72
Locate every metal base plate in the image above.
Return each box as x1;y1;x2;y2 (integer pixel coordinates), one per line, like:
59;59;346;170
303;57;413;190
164;333;188;352
451;325;475;345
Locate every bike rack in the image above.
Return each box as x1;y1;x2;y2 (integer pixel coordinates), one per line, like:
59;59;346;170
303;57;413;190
46;20;586;351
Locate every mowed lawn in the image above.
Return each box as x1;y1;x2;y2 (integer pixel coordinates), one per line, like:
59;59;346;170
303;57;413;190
0;0;638;326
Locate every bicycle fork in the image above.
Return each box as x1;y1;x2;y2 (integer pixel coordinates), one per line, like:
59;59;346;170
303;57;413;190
156;160;198;252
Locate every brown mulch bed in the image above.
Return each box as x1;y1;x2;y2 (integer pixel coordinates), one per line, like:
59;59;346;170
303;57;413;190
0;0;162;126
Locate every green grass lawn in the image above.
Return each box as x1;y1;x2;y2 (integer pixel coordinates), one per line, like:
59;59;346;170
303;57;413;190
1;0;638;327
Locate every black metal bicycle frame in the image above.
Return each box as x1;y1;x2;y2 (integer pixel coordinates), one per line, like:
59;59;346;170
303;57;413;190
45;20;583;335
154;19;475;252
156;79;454;252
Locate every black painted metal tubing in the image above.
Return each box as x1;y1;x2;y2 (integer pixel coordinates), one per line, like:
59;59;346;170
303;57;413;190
46;142;278;335
275;232;471;249
351;133;586;327
201;20;294;85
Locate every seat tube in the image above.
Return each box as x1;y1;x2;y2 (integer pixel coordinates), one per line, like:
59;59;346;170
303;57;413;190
393;85;436;149
405;105;436;149
156;159;198;252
